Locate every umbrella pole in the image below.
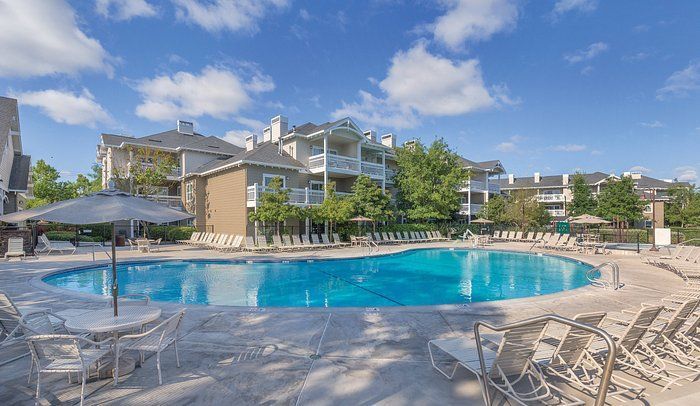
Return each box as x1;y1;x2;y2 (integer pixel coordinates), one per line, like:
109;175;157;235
111;222;118;317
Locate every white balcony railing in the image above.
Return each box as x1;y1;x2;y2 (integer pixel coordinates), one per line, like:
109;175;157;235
246;184;351;207
137;194;183;210
461;180;501;194
139;162;181;178
361;161;384;179
385;168;397;183
547;209;566;217
308;153;360;173
537;194;566;202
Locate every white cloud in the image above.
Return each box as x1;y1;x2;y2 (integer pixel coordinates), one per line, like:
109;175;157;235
675;166;698;182
134;65;274;122
299;8;311;21
622;52;650;62
580;66;594;75
629;165;651;174
14;89;113;128
431;0;519;50
495;142;516;152
234;117;266;131
172;0;289;34
332;90;419;130
380;43;499;116
333;43;512;129
551;0;597;19
0;0;113;77
549;144;587;152
223;129;251;146
95;0;157;20
639;120;664;128
656;61;700;100
564;42;608;64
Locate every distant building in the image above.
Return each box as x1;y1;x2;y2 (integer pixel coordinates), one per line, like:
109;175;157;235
497;171;689;227
0;97;32;214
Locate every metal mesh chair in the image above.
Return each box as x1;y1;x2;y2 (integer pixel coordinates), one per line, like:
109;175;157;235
115;309;186;385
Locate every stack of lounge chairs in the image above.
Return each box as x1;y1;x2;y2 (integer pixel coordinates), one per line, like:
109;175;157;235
176;231;350;252
366;230;448;245
644;244;700;281
428;284;700;403
492;231;543;243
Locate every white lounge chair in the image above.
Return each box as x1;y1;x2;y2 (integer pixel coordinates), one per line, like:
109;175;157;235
332;233;350;247
4;237;26;261
36;234;76;255
115;309;185;385
177;232;200;244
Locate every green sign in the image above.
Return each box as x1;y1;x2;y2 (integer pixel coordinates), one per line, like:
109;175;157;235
556;221;570;234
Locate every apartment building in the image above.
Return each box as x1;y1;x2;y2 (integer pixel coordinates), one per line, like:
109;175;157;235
497;171;689;226
96;120;243;210
182;116;398;236
0;97;32;214
458;158;506;218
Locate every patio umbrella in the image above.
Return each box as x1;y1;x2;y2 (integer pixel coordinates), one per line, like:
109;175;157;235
0;189;193;316
470;218;494;224
570;215;611;225
349;215;373;235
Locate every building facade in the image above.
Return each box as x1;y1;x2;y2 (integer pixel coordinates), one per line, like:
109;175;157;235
0;97;32;215
497;171;688;226
98;115;506;235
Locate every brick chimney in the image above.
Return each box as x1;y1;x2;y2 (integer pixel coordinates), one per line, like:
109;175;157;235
381;133;396;148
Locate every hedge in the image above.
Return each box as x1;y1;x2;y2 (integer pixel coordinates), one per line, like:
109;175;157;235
44;231;101;242
146;226;195;242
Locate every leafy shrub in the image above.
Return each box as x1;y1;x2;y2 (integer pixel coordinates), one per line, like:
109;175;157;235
44;231;100;242
146;226;195;242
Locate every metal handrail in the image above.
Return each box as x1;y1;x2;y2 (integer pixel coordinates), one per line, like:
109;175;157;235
474;314;617;406
678;238;700;246
586;262;621;290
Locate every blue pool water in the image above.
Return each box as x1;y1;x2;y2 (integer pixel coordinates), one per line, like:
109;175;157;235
43;249;592;307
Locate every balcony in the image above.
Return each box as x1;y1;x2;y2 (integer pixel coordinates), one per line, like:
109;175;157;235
537;194;566;202
137;194;184;210
459;203;483;215
308;154;390;180
385;168;397;184
547;209;566;217
246;185;351;207
461;180;501;194
361;161;385;179
138;162;181;180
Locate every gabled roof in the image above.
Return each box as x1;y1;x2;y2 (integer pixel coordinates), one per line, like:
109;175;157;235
286;117;393;151
8;154;30;192
190;141;306;176
633;175;690;189
0;97;20;156
498;172;612;189
459;157;506;174
101;129;242;156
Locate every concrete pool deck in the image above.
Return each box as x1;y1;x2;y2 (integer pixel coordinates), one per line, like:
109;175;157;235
0;241;697;405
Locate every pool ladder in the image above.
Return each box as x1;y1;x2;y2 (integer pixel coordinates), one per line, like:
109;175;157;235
586;262;622;290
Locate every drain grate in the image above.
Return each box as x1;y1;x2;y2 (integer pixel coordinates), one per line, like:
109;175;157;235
309;354;321;360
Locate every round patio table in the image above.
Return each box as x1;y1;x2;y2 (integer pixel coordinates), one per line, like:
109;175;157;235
64;305;162;379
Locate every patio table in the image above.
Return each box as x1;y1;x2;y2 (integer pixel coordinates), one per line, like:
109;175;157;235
64;305;162;378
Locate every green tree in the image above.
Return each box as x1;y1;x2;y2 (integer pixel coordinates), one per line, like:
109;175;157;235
349;174;393;228
248;177;296;235
395;139;469;221
477;194;509;225
568;173;597;216
596;177;644;226
505;190;552;229
666;184;700;227
112;147;177;195
26;159;76;207
74;164;103;196
310;182;353;233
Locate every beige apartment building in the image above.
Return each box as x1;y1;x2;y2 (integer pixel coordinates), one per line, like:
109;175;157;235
497;171;688;227
0;97;32;215
98;115;506;236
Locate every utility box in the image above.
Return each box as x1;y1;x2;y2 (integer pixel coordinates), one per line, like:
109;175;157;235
655;228;671;246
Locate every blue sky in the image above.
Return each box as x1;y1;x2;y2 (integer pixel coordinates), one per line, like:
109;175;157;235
1;0;699;183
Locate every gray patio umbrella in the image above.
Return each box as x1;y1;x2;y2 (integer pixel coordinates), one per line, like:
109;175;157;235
0;190;193;316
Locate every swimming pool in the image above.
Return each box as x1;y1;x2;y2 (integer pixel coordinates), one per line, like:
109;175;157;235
43;249;592;307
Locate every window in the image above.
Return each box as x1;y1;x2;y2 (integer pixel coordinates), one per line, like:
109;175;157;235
185;181;194;205
263;174;285;188
643;204;653;213
310;180;324;191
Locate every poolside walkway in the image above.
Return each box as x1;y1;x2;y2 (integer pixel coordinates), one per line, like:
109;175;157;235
0;241;695;405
